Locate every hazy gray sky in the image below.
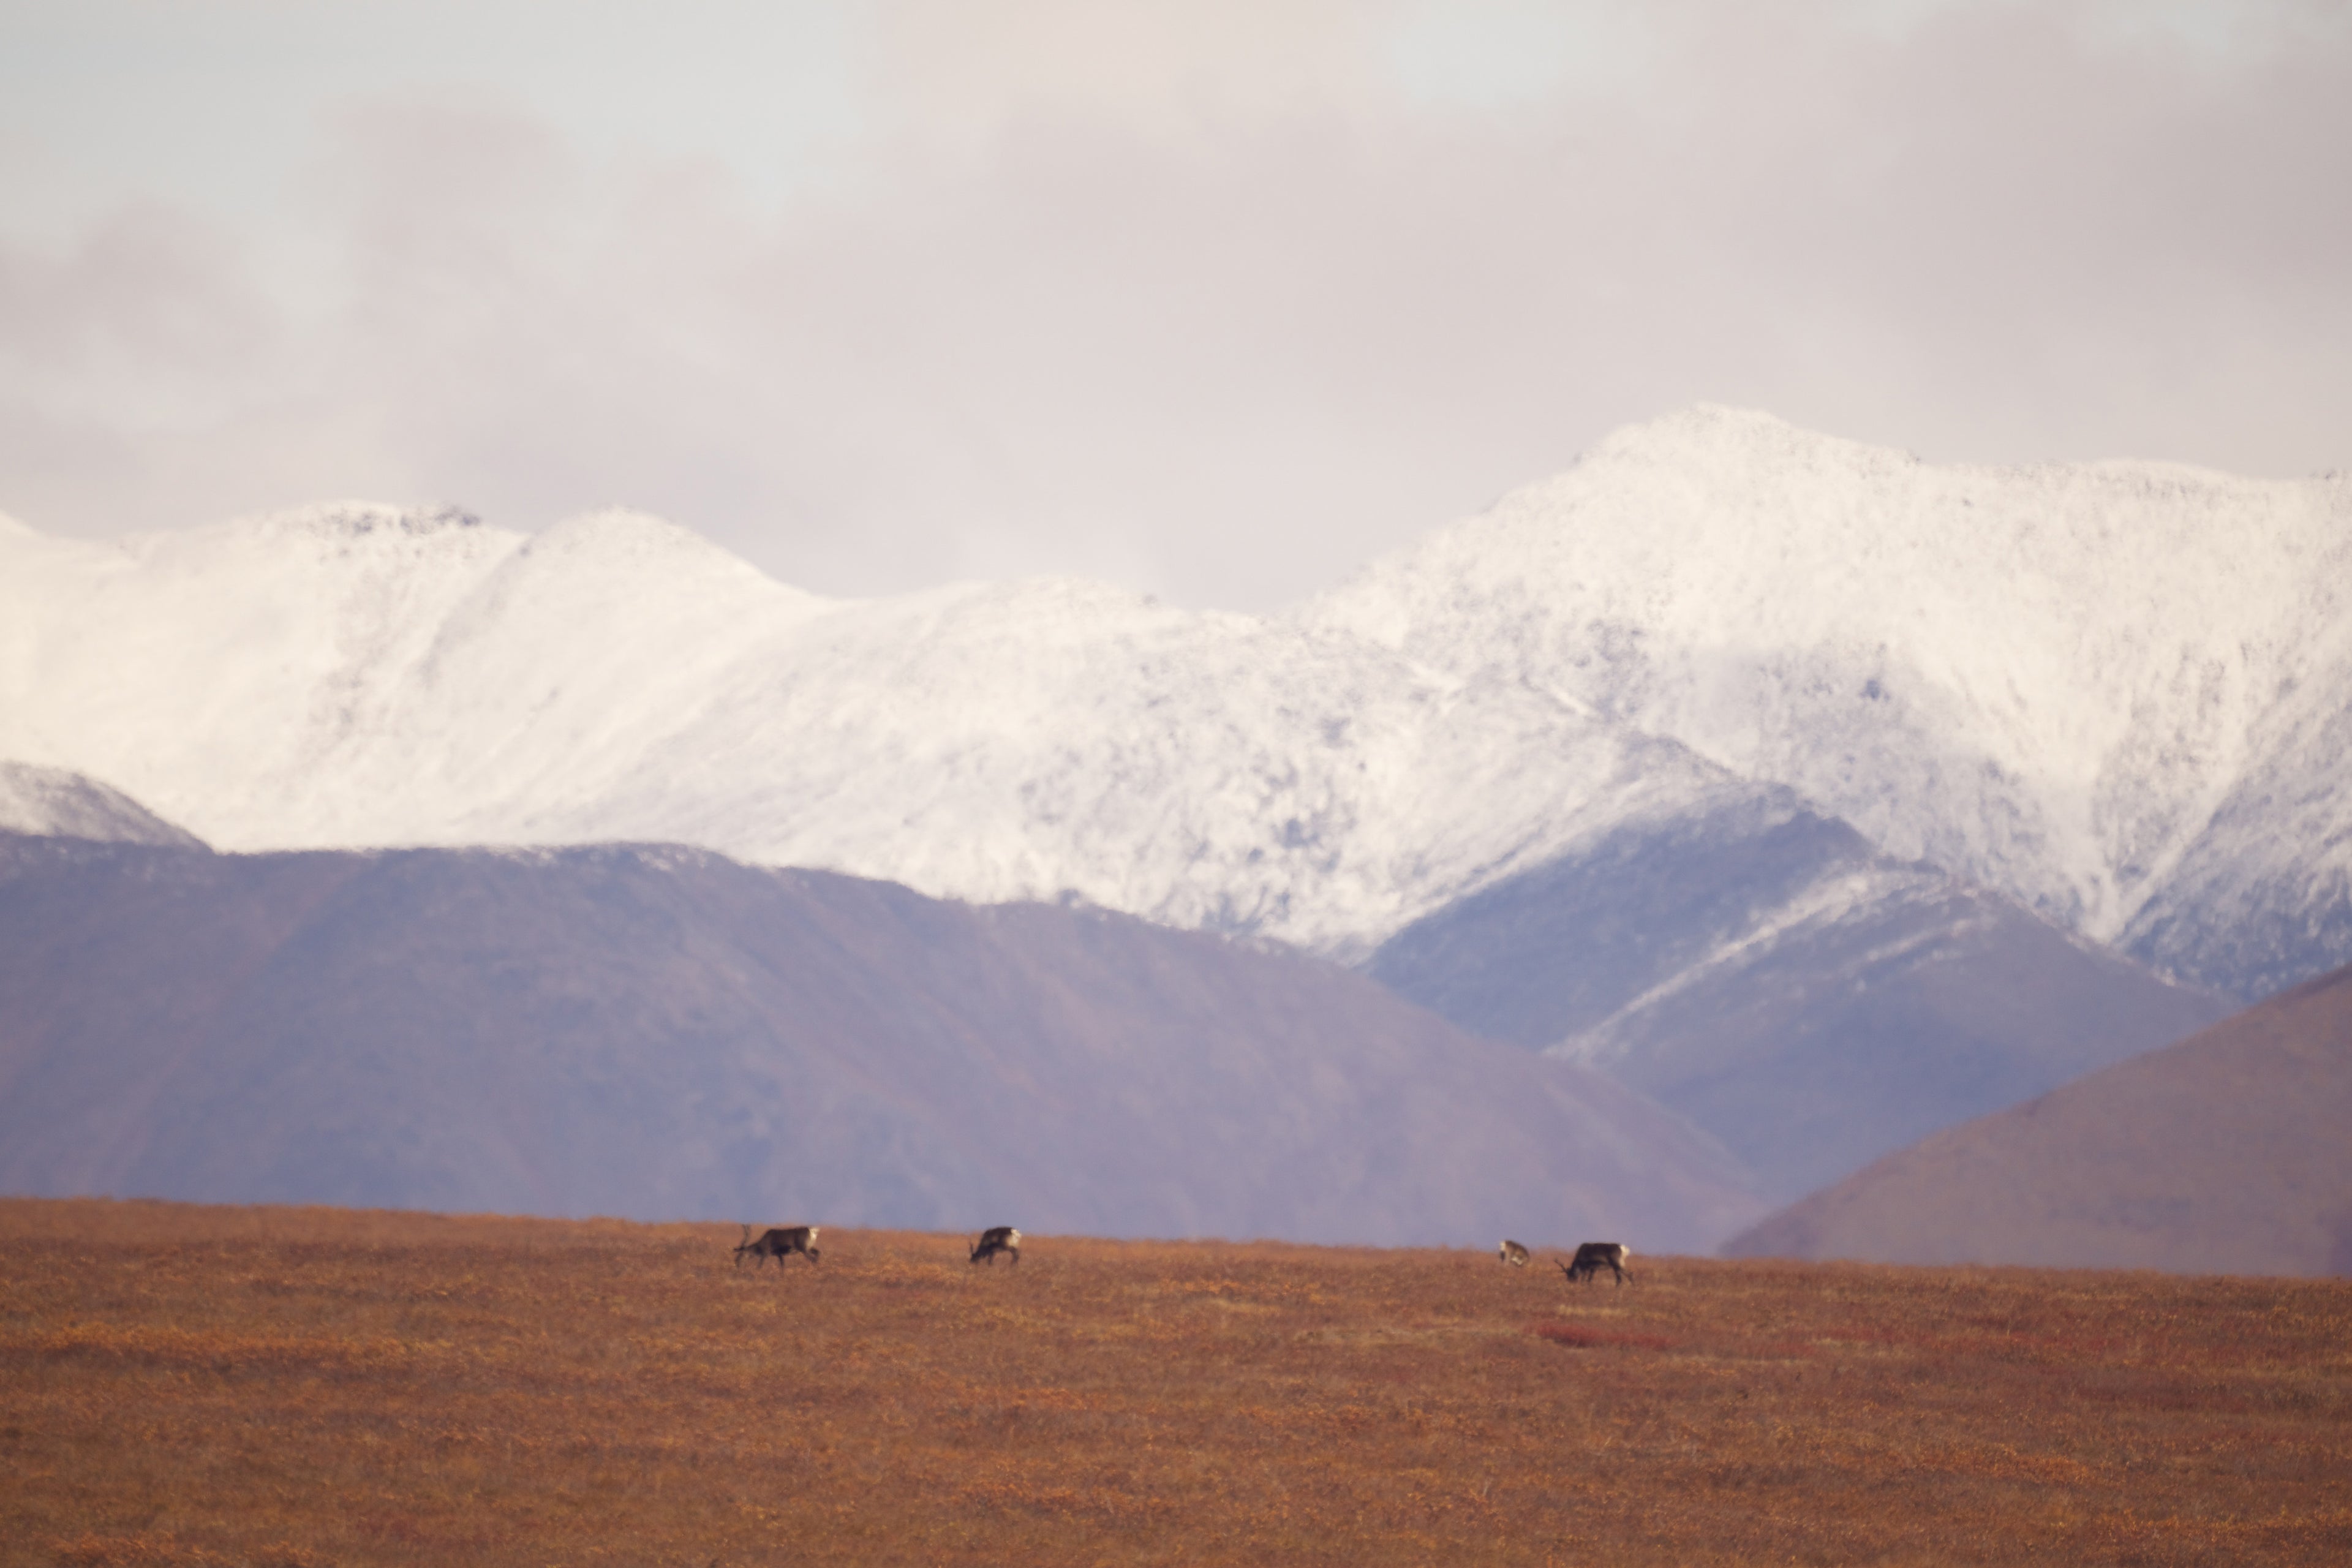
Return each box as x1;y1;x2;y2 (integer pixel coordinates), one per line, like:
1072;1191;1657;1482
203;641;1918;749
3;0;2347;608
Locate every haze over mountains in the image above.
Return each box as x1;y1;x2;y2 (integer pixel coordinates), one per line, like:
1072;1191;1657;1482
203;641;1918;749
2;405;2340;1238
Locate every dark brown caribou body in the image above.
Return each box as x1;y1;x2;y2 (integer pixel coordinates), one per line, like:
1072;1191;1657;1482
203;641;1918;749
735;1224;821;1267
1558;1241;1632;1286
970;1226;1021;1265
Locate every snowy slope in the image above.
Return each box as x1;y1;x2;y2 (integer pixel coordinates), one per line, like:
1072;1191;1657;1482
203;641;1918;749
0;505;1743;956
2121;619;2352;998
1305;407;2352;993
0;761;204;848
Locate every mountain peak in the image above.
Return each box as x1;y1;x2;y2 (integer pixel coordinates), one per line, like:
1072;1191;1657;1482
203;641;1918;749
533;505;728;556
1576;404;1920;477
1306;409;2352;975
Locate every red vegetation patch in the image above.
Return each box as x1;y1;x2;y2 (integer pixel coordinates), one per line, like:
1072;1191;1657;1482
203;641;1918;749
1528;1320;1677;1351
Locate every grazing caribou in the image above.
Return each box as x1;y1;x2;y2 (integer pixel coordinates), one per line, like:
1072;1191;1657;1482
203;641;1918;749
970;1226;1021;1266
735;1224;821;1268
1559;1242;1632;1286
1498;1239;1532;1268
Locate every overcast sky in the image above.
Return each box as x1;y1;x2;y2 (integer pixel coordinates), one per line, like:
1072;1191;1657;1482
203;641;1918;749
3;0;2347;609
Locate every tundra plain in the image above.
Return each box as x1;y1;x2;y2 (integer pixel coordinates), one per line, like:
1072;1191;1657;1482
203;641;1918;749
3;1199;2348;1567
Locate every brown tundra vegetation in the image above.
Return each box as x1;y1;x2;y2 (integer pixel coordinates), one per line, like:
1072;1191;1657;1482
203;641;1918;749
1;1197;2347;1567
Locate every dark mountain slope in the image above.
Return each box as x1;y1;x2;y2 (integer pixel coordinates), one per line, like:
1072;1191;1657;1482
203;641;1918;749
0;833;1762;1249
1368;795;2228;1200
1722;963;2352;1275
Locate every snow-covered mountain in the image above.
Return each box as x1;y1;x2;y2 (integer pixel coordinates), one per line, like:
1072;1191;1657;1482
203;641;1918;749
0;502;1746;958
5;404;2343;998
1307;405;2352;997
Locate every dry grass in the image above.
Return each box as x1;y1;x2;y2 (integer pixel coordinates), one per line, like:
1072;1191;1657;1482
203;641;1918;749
2;1197;2347;1566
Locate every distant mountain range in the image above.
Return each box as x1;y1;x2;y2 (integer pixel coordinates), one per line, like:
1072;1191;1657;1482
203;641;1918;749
1724;962;2352;1276
0;824;1762;1249
2;405;2340;1240
9;407;2345;1000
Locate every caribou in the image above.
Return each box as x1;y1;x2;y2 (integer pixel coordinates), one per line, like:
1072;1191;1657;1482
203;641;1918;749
735;1224;821;1268
970;1226;1022;1266
1498;1239;1532;1267
1558;1242;1632;1286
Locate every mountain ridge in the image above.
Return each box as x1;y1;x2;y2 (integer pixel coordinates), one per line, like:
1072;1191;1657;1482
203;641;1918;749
0;499;1752;957
1306;404;2352;997
5;405;2342;998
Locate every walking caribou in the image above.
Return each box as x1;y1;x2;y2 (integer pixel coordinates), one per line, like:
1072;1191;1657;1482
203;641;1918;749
1558;1242;1632;1286
736;1224;821;1268
970;1226;1022;1266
